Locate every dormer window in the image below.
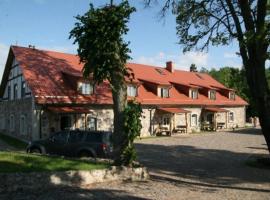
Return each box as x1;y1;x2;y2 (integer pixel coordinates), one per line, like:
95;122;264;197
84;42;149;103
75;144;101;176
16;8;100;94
127;85;137;97
229;91;235;100
209;90;216;100
78;82;93;95
190;89;198;99
160;87;169;98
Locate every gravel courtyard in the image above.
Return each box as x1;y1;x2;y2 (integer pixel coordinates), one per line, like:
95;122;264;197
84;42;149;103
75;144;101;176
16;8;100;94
1;128;270;200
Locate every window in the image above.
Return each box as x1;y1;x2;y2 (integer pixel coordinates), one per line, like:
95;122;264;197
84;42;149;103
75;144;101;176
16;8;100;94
51;131;68;144
21;81;26;98
162;117;170;125
8;85;11;100
229;92;235;100
160;88;169;98
229;112;234;122
68;131;84;143
191;114;198;126
78;82;93;95
87;116;97;131
79;115;85;130
10;115;14;131
127;85;137;97
20;115;26;135
13;84;18;99
190;89;198;99
0;115;4;129
209;90;216;100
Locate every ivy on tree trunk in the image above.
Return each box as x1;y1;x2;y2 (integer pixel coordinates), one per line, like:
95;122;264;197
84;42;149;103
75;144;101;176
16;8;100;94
70;1;136;165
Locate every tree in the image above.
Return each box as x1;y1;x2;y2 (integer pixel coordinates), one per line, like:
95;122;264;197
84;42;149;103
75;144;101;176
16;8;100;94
145;0;270;153
70;1;136;165
189;63;197;72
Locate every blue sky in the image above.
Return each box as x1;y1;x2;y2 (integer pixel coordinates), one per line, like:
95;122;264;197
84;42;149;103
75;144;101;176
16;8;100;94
0;0;242;76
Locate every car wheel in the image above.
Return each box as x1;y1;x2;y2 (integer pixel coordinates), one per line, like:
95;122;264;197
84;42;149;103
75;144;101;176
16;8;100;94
30;148;41;154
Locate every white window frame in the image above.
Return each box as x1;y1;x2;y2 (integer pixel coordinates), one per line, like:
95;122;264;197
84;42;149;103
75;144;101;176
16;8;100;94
190;89;198;99
127;85;137;97
20;115;26;135
160;87;169;98
209;90;216;100
10;114;15;131
229;91;235;100
191;114;198;127
78;82;94;95
229;112;234;122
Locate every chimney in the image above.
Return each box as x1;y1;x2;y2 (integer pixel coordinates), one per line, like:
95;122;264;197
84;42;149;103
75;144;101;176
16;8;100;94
166;61;174;73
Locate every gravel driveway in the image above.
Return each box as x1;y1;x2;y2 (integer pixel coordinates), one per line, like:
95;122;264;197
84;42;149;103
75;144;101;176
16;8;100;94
1;128;270;200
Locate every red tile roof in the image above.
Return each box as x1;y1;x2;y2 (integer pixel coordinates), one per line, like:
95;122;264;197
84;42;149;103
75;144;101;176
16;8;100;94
5;46;247;106
204;107;229;112
157;107;191;113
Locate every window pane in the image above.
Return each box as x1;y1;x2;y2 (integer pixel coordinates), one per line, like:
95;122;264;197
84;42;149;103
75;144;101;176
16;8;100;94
161;88;169;98
191;114;197;126
127;85;137;97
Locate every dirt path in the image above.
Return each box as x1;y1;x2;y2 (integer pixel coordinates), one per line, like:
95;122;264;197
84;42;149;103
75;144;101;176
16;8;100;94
1;128;270;200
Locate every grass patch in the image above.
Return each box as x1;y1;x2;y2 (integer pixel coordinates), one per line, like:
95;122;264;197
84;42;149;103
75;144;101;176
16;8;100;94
0;133;28;150
0;152;109;173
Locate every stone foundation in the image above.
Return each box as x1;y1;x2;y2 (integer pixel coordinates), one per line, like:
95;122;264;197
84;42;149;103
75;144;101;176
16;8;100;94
0;166;149;192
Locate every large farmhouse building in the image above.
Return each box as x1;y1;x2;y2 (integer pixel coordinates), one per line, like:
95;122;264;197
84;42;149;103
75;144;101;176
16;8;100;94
0;46;247;141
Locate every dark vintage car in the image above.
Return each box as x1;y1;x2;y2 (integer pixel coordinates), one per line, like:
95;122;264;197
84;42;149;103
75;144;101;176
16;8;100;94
26;130;113;158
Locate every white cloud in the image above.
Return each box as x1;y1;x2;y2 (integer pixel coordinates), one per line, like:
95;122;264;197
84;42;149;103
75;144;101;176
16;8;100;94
39;45;77;54
0;43;9;79
133;51;208;71
224;52;238;59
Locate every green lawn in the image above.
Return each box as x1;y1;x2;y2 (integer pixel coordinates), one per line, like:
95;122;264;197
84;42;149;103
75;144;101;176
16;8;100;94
0;152;109;173
0;133;28;150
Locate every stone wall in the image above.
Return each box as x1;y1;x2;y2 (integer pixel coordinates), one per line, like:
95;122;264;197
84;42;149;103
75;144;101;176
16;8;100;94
224;106;246;128
0;97;33;140
139;106;246;136
0;167;149;192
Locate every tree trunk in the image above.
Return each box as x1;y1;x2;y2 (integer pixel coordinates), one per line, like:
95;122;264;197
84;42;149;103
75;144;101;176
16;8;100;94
245;56;270;154
111;74;128;165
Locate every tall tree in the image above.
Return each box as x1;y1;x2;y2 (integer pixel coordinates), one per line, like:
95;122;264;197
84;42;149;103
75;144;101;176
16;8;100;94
145;0;270;153
70;1;136;165
189;63;198;72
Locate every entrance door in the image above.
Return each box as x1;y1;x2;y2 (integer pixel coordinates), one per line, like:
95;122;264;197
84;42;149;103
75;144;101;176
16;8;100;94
206;113;214;123
60;116;72;130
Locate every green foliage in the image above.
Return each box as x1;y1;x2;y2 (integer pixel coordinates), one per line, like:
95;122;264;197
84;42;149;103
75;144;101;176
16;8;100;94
70;1;135;85
205;66;270;117
189;63;197;72
70;1;138;166
120;101;143;166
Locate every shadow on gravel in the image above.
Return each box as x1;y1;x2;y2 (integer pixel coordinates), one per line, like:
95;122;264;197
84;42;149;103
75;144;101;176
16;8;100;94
135;142;270;193
228;128;262;135
0;187;149;200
